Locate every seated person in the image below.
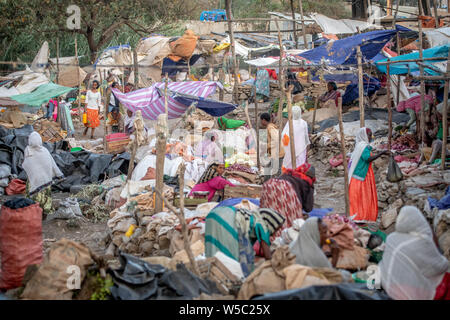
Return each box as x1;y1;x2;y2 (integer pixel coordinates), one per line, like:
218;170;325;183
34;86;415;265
188;163;235;202
289;217;340;268
319;81;340;108
379;206;449;300
205;206;285;276
106;107;124;134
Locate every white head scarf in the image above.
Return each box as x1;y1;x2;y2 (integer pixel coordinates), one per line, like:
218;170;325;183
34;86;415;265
348;127;370;181
379;206;449;300
22;132;63;194
281;105;310;169
124;110;135;129
289;217;332;268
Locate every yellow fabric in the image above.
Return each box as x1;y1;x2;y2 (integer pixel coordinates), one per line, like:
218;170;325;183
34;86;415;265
267;123;285;158
213;43;231;53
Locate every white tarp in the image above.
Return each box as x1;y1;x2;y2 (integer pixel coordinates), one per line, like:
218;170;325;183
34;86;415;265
425;27;450;48
390;75;410;107
310;13;382;35
31;41;49;73
0;67;49;97
220;36;278;58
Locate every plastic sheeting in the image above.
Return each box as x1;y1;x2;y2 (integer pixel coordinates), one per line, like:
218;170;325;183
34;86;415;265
0;125;130;191
108;252;220;300
252;283;391;300
11;83;74;107
298;28;399;66
310;13;382;35
376;44;449;75
425;27;450;48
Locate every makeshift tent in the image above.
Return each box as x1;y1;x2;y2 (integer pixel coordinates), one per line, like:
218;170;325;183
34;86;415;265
375;44;450;75
11;83;74;107
0;68;49;98
159;88;237;117
297;28;401;66
112;81;235;120
309;13;383;35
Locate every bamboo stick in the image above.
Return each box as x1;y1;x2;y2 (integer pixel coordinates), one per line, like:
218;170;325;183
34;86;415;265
376;57;447;65
104;81;111;152
275;20;285;156
154;180;200;277
357;46;364;128
337;97;350;217
312;96;319;134
56;37;60;85
75;34;82;124
254;86;260;170
290;0;299;49
286;85;296;169
225;0;239;103
298;0;308;49
133;48;139;89
432;0;440;28
155;113;167;213
226;18;315;22
164;73;169;115
441;49;449;171
418;4;426;147
387;60;393;152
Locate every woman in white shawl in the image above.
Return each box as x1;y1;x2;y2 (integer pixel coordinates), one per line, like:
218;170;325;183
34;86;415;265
281;105;310;170
289;217;340;268
194;130;224;164
22;132;64;215
379;206;449;300
348;127;388;223
124;109;136;134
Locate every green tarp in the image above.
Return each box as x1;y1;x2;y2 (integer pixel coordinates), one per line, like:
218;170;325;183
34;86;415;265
11;82;74;106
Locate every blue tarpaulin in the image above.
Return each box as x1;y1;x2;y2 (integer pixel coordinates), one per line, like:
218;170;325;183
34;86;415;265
428;186;450;210
214;198;260;209
342;75;381;105
297;28;400;66
162;89;237;117
375;44;449;75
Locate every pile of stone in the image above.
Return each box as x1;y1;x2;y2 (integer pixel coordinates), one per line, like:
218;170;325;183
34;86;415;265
236;82;283;101
377;167;449;230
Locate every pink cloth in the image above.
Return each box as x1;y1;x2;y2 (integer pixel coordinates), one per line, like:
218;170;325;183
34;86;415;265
189;176;235;201
397;94;433;113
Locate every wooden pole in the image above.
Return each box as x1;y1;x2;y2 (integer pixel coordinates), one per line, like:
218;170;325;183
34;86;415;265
178;163;200;275
56;37;60;85
387;0;392;16
337;96;350;216
418;6;426;146
122;72;125;92
286;85;296;169
254;86;260;170
357;46;365;128
441;49;450;170
387;60;393;152
164;73;169;115
275;20;285;151
225;0;239;103
75;34;82;123
311;96;319;134
396;33;401;107
154;177;200;276
290;0;299;49
104;84;111;152
432;0;440;28
219;69;225;101
155;113;168;213
376;57;446;65
298;0;308;49
133;48;139;89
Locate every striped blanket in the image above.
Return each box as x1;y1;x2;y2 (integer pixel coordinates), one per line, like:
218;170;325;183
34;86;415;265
112;81;225;120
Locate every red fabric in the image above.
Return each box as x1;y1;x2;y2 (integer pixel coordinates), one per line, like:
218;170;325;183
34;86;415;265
260;178;304;240
0;203;43;290
106;133;129;142
85;108;100;128
266;69;278;80
349;164;378;222
5;179;26;195
282;163;315;186
434;273;450;300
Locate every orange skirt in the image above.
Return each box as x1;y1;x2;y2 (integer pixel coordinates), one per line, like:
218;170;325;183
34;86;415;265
349;164;378;223
85;108;100;128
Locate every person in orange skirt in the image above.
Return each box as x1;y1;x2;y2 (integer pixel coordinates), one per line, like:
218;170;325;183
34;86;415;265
348;127;389;223
83;80;102;139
